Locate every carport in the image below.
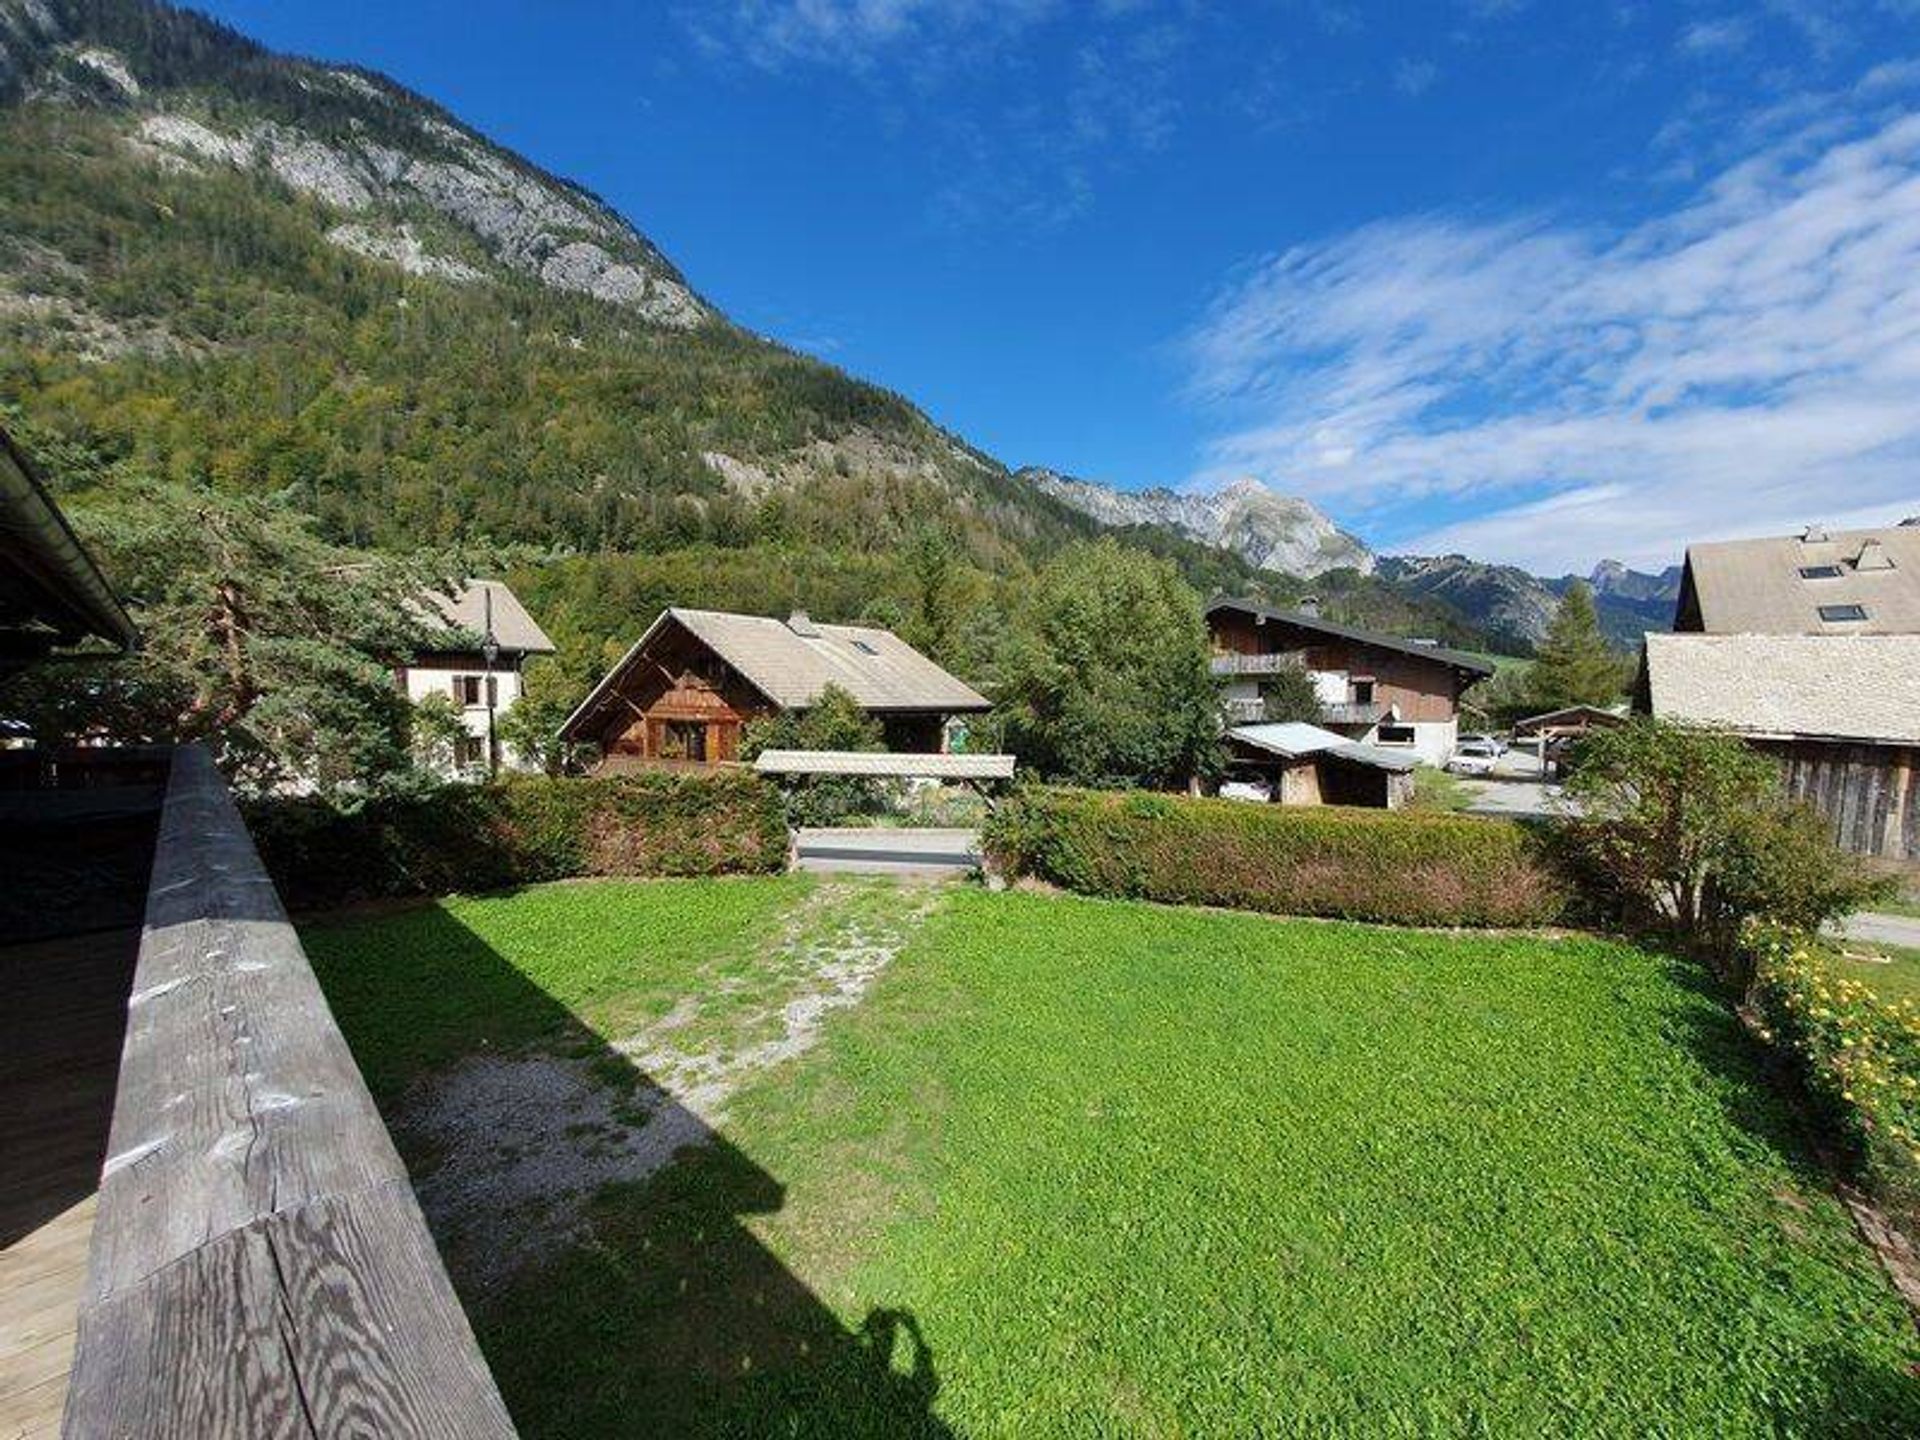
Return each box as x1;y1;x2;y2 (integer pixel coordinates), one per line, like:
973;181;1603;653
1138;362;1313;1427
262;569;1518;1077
752;749;1017;877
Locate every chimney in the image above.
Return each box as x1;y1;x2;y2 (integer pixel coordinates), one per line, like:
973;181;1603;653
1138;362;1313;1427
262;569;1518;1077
1296;595;1321;618
1800;524;1828;543
787;609;821;638
1855;538;1894;572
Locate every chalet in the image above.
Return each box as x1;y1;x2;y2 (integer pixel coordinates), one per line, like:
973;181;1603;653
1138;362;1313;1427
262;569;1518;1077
1643;522;1920;860
558;607;991;767
402;579;555;776
1206;599;1494;767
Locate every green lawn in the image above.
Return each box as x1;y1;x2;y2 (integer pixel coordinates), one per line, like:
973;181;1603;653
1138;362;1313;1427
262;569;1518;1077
1826;938;1920;1007
304;880;1920;1438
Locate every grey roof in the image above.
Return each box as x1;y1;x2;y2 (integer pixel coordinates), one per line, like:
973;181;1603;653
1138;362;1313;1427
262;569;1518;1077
417;580;554;655
1207;598;1496;677
1642;633;1920;746
0;426;137;665
1227;722;1420;772
1680;524;1920;634
562;607;990;739
752;749;1015;779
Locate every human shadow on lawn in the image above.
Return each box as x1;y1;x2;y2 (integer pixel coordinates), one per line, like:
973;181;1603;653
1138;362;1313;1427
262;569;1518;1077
318;896;956;1440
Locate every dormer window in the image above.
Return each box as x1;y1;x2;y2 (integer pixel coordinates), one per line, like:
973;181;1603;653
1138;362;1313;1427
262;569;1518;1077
1818;603;1868;623
1797;564;1842;580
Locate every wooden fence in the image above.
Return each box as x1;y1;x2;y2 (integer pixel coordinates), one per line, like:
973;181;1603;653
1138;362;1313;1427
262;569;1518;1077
61;746;515;1437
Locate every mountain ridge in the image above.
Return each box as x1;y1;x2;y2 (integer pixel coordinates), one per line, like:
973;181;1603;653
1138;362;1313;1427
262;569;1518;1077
0;0;1516;666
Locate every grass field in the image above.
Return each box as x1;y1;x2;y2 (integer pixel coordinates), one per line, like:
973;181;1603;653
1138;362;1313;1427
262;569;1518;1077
304;880;1920;1438
1825;937;1920;1007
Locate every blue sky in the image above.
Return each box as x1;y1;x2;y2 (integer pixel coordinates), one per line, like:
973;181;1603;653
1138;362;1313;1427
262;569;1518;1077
193;1;1920;572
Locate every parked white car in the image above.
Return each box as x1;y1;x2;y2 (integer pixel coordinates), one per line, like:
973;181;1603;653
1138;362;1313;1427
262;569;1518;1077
1446;739;1502;776
1461;732;1509;756
1219;779;1273;804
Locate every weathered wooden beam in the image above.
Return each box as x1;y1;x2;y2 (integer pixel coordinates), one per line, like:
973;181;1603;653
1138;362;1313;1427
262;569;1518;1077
63;746;515;1439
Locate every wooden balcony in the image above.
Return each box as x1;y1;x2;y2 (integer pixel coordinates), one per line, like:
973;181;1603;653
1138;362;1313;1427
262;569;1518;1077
1209;651;1309;677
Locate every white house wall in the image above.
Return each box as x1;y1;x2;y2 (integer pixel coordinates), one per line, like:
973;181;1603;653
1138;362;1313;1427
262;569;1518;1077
401;664;535;777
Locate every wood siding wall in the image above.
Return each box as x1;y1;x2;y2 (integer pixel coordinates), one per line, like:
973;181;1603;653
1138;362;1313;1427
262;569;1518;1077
1208;612;1468;722
1758;739;1919;860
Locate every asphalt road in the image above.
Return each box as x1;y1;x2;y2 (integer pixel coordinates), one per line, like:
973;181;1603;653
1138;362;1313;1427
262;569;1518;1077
1838;911;1920;949
792;827;982;878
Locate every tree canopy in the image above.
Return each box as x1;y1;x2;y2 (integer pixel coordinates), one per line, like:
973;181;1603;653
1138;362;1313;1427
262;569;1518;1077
996;539;1221;788
0;476;471;794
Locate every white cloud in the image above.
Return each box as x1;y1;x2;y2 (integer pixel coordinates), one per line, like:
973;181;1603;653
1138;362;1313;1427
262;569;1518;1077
1392;57;1438;98
1182;81;1920;571
1677;17;1751;56
706;0;1062;71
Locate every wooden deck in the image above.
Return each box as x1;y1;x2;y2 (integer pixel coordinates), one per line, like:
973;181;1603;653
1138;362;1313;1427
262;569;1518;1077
0;929;139;1440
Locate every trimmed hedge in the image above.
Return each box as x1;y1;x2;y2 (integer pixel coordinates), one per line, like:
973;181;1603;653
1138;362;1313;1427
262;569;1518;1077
245;770;790;911
1748;923;1920;1229
983;786;1568;928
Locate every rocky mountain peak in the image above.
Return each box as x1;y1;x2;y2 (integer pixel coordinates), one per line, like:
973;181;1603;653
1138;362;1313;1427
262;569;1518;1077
0;0;708;328
1019;467;1375;578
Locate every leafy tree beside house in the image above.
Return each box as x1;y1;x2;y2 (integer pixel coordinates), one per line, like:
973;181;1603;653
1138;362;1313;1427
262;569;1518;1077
1561;719;1888;985
740;684;886;825
996;539;1220;789
1526;582;1628;713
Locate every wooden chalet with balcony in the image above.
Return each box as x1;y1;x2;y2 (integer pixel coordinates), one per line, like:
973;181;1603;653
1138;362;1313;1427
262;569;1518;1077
1206;599;1493;767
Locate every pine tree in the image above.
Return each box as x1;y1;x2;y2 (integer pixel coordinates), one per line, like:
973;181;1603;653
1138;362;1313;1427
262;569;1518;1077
1526;582;1625;713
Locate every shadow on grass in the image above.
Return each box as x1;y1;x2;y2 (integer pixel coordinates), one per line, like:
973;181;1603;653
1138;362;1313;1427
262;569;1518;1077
315;897;957;1440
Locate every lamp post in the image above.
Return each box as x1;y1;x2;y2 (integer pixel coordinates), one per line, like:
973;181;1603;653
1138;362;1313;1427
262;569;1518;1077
481;586;500;780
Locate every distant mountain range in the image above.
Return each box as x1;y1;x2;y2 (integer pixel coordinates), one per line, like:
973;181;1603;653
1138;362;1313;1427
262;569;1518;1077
1030;470;1679;648
1379;554;1679;651
1019;468;1374;578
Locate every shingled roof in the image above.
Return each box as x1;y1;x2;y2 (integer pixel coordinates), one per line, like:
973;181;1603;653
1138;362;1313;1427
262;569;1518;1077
416;579;554;655
1676;524;1920;634
1642;633;1920;746
560;607;990;740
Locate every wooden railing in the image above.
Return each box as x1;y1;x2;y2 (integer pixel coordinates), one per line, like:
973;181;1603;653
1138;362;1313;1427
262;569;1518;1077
1210;651;1309;677
62;746;515;1438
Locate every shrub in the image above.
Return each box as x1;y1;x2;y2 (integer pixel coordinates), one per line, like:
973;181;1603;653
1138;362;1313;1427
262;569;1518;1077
1748;923;1920;1229
1562;719;1890;978
245;770;789;910
741;683;886;825
983;786;1567;928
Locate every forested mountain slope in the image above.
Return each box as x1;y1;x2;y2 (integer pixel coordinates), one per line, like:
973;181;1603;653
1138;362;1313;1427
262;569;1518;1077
0;0;1502;671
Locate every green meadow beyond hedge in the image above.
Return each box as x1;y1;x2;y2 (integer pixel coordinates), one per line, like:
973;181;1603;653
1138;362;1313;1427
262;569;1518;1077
246;771;790;910
985;787;1568;927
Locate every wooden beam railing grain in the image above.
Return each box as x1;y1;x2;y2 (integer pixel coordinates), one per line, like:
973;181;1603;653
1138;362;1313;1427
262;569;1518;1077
61;746;516;1438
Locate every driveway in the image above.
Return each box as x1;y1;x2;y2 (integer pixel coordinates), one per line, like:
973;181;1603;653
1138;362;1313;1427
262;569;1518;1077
793;827;982;878
1837;911;1920;950
1454;749;1570;821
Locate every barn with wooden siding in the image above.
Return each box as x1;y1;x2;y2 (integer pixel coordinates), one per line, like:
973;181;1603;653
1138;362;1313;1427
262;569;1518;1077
557;607;991;768
1640;632;1920;861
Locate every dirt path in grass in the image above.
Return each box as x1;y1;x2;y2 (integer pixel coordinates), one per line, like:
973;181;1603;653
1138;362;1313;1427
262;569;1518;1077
395;879;943;1291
